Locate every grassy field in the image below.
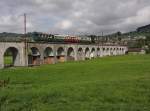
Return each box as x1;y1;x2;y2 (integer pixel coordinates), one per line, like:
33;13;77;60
0;55;150;111
4;56;13;66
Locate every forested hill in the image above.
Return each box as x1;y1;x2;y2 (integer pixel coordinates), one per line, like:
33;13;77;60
137;24;150;33
123;24;150;37
0;32;24;42
106;24;150;38
0;32;23;37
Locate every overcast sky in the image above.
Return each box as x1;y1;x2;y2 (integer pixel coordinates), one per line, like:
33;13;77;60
0;0;150;35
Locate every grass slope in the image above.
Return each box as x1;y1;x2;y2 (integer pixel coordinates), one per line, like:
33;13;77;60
0;55;150;111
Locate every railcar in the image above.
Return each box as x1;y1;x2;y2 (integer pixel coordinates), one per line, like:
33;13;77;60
27;32;92;44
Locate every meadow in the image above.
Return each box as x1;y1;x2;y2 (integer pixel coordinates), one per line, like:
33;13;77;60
4;56;13;66
0;55;150;111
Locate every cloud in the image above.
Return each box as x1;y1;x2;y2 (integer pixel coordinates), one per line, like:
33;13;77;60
0;0;150;34
55;20;73;30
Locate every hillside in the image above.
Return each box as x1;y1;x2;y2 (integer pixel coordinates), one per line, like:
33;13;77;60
0;32;24;42
137;24;150;33
105;24;150;39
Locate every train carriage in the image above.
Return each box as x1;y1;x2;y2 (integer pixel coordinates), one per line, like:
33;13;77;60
27;32;93;44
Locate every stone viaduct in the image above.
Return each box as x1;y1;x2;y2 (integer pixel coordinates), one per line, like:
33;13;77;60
0;42;128;69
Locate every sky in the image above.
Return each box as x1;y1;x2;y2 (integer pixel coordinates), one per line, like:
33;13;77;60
0;0;150;35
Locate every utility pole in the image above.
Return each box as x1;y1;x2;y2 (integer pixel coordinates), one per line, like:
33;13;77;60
24;13;28;66
102;32;104;45
24;13;26;34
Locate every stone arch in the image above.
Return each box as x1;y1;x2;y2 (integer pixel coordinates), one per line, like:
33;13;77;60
78;47;84;60
119;48;122;55
67;47;75;61
28;47;41;66
103;48;105;51
116;48;119;52
90;48;96;58
121;48;124;54
97;48;100;57
107;48;109;51
113;48;116;55
106;48;110;56
102;48;106;56
85;47;90;59
44;47;54;64
116;48;119;55
110;48;113;55
57;47;65;62
3;47;19;67
113;48;116;51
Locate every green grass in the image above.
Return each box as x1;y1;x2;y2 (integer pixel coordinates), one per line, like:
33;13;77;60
0;55;150;111
4;56;13;65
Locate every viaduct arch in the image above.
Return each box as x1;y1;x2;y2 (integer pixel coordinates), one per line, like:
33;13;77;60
97;48;100;57
78;48;84;60
44;47;54;64
85;47;90;59
67;47;75;61
28;47;41;65
3;47;19;67
57;47;65;62
90;48;96;58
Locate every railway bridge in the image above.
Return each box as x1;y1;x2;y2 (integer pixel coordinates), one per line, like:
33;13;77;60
0;42;128;69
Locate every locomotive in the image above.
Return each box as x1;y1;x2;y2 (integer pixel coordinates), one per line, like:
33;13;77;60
27;32;92;44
